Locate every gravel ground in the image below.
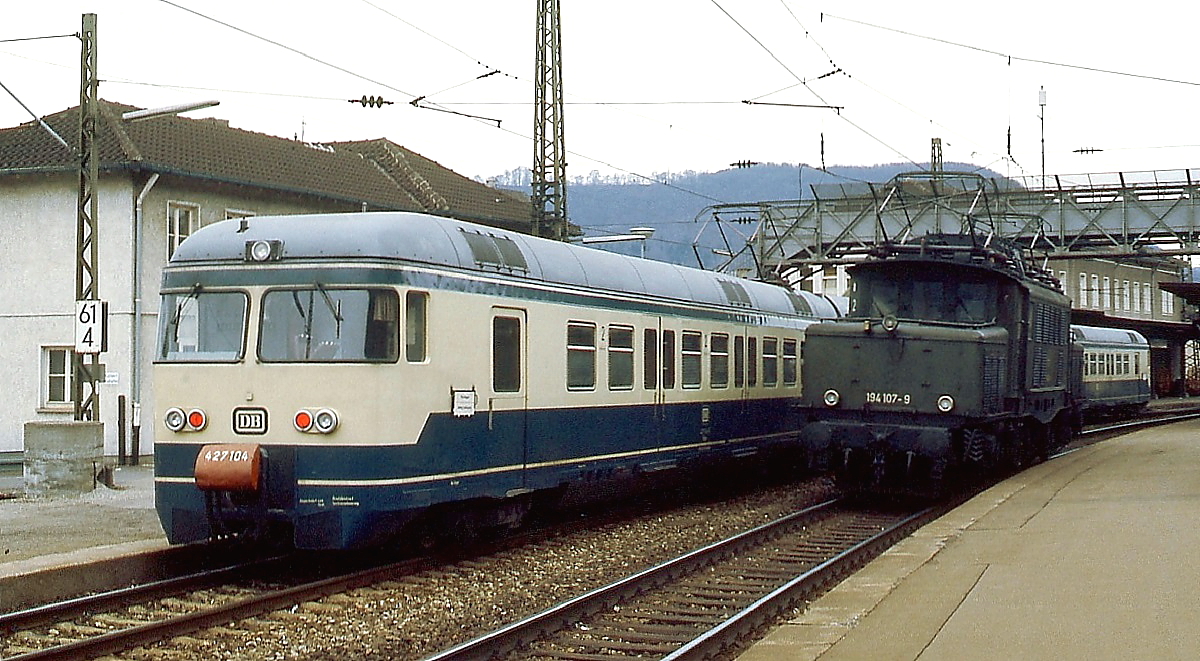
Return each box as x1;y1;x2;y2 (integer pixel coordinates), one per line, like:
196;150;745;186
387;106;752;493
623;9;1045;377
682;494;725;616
124;477;835;661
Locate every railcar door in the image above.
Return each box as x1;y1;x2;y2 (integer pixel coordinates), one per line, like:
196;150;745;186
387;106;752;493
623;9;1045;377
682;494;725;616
490;308;528;488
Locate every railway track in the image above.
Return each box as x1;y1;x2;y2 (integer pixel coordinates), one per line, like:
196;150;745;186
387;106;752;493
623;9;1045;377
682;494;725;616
0;552;432;661
2;409;1191;660
425;499;940;661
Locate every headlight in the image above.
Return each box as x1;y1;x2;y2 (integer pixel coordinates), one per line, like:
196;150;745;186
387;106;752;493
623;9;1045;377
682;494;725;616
164;407;187;432
937;395;955;413
823;389;841;407
313;408;339;434
165;407;206;432
295;408;339;434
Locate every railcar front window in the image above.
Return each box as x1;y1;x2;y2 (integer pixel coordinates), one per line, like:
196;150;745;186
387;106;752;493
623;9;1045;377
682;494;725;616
259;288;399;362
158;291;247;362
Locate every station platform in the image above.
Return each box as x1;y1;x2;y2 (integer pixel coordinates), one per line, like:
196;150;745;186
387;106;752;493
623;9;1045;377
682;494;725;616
738;413;1200;660
0;463;165;582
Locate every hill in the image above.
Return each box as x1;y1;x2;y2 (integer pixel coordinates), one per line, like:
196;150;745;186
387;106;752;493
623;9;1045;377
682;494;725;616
492;163;999;267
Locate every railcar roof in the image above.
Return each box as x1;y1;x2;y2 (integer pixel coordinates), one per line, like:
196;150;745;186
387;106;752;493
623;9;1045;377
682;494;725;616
169;212;838;318
1071;324;1149;346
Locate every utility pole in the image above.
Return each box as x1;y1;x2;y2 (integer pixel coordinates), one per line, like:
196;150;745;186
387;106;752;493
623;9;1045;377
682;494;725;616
74;13;103;421
532;0;567;241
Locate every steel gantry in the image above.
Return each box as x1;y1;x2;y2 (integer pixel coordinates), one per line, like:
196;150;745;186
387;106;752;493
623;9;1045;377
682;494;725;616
707;168;1200;284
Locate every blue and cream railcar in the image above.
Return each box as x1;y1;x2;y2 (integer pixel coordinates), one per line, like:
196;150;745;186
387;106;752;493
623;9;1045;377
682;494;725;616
153;212;836;549
1072;324;1151;415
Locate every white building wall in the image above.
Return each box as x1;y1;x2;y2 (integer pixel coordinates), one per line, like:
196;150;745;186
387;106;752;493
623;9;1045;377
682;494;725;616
1;169;365;457
0;173;134;454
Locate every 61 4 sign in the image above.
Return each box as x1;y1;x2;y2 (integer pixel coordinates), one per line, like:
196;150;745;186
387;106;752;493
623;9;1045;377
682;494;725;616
75;300;108;354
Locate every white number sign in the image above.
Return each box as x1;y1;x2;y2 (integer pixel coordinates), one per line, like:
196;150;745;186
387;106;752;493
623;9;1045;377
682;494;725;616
75;300;108;354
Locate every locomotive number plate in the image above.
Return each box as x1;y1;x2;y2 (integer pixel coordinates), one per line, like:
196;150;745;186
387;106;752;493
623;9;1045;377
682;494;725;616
865;392;911;406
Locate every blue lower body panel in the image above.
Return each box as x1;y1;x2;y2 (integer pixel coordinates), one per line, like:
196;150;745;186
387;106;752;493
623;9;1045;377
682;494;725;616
155;397;807;549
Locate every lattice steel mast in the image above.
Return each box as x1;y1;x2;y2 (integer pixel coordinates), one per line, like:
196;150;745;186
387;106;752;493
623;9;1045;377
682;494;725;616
74;13;101;421
532;0;567;241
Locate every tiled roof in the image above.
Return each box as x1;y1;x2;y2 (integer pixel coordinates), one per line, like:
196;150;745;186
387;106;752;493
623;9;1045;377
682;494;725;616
0;100;534;230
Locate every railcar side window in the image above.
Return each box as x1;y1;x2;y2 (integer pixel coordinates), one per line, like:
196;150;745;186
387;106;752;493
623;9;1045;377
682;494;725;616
259;288;399;362
782;338;798;386
747;337;758;387
644;328;658;390
762;337;779;387
493;316;522;392
405;292;428;362
734;336;745;388
567;322;597;390
608;325;634;390
662;330;676;390
710;333;729;389
681;331;702;389
158;290;247;362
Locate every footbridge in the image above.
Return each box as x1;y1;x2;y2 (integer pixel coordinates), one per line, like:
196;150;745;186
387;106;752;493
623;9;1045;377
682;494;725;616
705;168;1200;281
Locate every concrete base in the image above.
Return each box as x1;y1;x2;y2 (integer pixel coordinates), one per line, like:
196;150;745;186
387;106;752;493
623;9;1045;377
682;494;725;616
23;421;104;498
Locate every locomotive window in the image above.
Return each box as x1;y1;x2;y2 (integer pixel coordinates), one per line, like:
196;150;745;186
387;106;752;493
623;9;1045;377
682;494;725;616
762;337;779;387
747;337;758;387
259;288;398;362
854;271;997;324
608;325;635;391
644;328;658;390
710;333;729;389
662;330;676;390
493;316;522;392
405;292;428;362
733;336;745;389
681;331;702;389
782;338;798;386
158;290;247;362
567;322;596;390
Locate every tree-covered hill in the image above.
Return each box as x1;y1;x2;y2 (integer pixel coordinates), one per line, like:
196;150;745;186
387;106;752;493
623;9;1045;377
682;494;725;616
492;162;1000;267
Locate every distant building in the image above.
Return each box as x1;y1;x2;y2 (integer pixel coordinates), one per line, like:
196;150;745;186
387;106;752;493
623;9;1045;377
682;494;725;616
0;100;534;456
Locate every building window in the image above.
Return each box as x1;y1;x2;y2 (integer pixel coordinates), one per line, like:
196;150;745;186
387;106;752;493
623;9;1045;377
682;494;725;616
567;322;596;390
1078;273;1087;307
1102;277;1111;310
1163;290;1174;316
1091;275;1099;308
43;346;73;408
168;202;199;258
608;325;634;390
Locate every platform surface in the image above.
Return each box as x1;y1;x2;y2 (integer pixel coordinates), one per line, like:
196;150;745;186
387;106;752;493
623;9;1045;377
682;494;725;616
738;416;1200;660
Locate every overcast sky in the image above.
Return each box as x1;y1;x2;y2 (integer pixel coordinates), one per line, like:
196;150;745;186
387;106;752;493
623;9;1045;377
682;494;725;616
3;1;1199;186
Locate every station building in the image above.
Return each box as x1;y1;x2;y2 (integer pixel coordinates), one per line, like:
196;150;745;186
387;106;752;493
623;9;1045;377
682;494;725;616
0;100;536;459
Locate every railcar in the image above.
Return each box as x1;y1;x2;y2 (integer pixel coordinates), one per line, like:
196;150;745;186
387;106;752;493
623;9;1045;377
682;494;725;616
153;212;836;549
799;234;1074;496
1071;324;1151;416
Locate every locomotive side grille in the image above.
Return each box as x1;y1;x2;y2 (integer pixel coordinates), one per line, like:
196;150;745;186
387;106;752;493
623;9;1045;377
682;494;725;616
983;352;1006;412
1032;346;1048;387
